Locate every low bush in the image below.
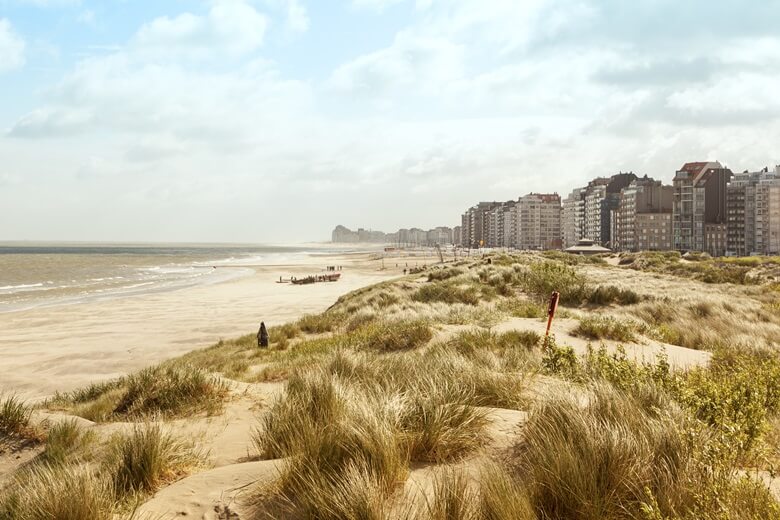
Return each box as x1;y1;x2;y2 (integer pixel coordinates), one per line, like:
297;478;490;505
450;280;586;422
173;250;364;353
520;261;588;305
573;315;637;342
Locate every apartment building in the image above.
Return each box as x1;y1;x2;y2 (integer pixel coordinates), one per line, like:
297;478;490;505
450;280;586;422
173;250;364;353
516;193;562;250
563;173;636;249
562;187;585;248
727;166;780;255
453;226;462;247
461;202;500;248
612;176;673;252
672;162;732;255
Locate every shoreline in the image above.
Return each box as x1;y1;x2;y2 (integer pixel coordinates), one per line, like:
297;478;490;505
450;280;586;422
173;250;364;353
0;252;403;400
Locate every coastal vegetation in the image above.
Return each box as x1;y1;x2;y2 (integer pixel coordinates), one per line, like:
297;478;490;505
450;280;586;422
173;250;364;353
3;250;780;518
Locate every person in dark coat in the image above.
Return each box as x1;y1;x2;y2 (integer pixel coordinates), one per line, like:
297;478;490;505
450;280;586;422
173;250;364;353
258;322;269;348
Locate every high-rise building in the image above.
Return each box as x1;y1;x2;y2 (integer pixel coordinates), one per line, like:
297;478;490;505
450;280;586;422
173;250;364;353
562;187;586;248
503;203;518;248
727;166;780;256
564;173;636;249
453;226;462;247
461;202;501;248
672;162;732;255
516;193;562;250
613;176;673;252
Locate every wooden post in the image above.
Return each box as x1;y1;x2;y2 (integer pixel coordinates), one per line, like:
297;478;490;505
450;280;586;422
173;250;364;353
545;291;560;337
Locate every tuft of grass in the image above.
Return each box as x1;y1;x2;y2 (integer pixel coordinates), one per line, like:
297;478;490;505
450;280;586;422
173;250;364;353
297;312;344;334
355;320;433;352
40;419;95;465
573;315;637;342
477;462;535;520
412;282;480;306
115;364;230;419
497;297;545;318
587;285;641;306
0;394;35;440
420;468;477;520
252;374;407;519
427;267;464;282
54;364;230;422
401;393;488;463
0;465;116;520
110;423;196;497
511;384;700;519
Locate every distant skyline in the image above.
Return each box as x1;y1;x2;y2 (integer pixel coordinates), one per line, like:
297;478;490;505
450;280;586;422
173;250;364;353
1;0;779;243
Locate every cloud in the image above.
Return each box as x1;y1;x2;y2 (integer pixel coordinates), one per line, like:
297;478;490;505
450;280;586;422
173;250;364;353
284;0;309;32
4;0;780;242
0;18;25;72
134;0;268;58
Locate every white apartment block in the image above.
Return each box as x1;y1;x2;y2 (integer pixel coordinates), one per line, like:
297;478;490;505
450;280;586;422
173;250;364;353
516;193;562;250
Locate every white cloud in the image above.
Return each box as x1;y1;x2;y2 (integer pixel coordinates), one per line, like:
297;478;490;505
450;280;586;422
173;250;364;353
135;0;268;58
4;0;780;242
284;0;309;32
0;18;25;72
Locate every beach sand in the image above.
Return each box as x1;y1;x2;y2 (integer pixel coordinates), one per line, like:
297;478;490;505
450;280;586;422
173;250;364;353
0;252;406;399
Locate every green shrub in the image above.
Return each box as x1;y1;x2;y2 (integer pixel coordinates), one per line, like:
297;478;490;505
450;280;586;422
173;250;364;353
521;261;588;305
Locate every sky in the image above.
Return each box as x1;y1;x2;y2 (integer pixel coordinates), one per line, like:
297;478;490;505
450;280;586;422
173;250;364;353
1;0;779;243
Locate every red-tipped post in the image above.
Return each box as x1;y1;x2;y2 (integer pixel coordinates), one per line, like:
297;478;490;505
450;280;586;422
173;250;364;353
545;291;560;337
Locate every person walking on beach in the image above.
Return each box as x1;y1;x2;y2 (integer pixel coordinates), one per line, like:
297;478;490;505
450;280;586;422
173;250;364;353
258;322;269;348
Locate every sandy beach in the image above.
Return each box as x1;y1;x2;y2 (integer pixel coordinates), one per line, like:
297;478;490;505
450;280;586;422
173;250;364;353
0;251;404;399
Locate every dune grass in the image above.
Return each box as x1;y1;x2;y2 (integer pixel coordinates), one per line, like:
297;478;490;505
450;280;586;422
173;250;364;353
50;364;230;422
573;315;637;342
39;419;95;466
0;394;38;442
0;464;116;520
412;281;481;305
110;423;197;497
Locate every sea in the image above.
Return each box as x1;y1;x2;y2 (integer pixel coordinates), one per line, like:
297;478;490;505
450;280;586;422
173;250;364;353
0;243;361;313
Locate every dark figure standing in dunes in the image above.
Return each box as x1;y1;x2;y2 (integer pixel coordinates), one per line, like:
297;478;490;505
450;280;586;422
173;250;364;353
258;322;269;348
